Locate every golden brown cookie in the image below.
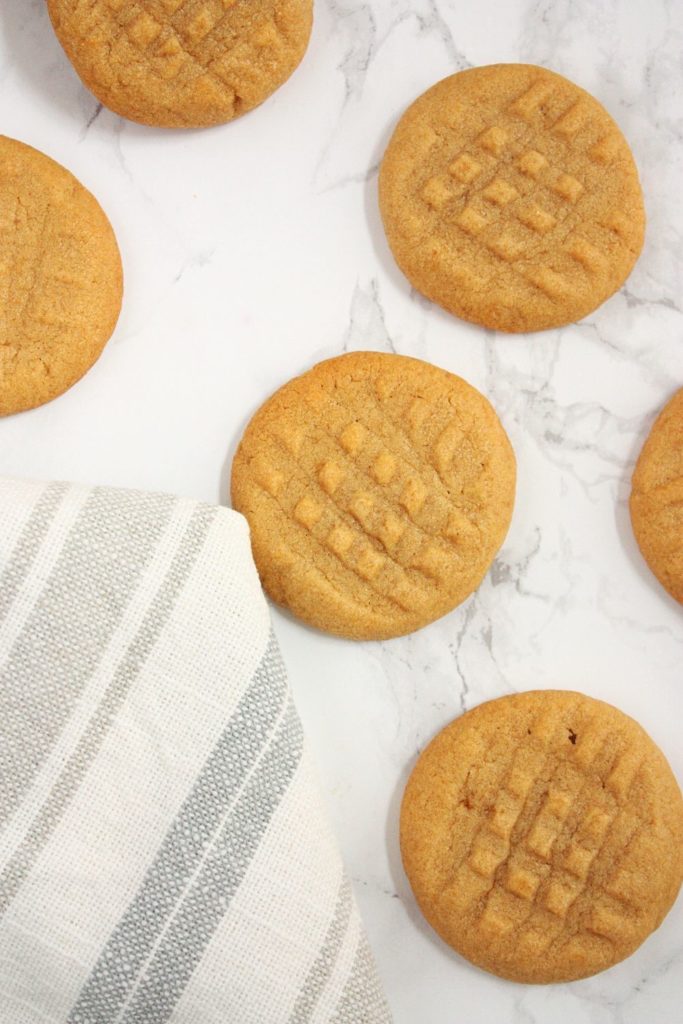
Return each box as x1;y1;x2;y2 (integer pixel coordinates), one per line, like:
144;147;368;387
0;136;123;417
401;690;683;983
47;0;313;129
379;64;645;333
630;389;683;603
231;352;516;640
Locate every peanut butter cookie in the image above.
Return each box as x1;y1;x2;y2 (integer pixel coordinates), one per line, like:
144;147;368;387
630;389;683;603
0;136;122;417
231;352;516;640
47;0;313;129
379;64;645;333
401;690;683;983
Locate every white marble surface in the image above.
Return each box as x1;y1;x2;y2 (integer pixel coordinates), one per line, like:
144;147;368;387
2;1;683;1021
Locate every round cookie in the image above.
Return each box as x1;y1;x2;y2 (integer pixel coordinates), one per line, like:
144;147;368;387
379;64;645;333
47;0;314;129
231;352;516;640
630;389;683;603
401;690;683;984
0;136;123;417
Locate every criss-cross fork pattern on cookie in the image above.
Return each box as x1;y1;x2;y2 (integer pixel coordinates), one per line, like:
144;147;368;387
401;692;683;982
232;356;515;637
459;712;644;955
113;0;279;90
415;77;633;303
0;196;92;350
0;137;122;415
429;697;680;981
249;390;487;614
51;0;310;124
380;66;645;331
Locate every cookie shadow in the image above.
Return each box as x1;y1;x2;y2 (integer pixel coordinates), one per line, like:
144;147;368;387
613;395;683;611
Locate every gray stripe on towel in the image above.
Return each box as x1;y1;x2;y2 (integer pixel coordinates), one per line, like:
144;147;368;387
331;935;392;1024
69;635;292;1024
0;499;215;918
289;877;353;1024
120;700;304;1024
0;481;68;628
0;487;176;830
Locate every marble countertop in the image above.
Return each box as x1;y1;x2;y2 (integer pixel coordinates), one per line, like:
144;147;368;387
2;1;682;1021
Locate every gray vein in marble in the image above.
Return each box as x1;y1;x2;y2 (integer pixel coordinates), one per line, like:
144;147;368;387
491;527;545;602
447;601;476;713
342;278;396;353
80;102;103;141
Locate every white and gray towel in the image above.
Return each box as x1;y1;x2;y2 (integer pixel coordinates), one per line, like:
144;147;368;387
0;478;391;1024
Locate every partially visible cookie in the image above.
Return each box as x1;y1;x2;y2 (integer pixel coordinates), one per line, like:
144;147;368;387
231;352;516;640
379;64;645;333
401;690;683;984
47;0;313;129
0;136;123;417
630;389;683;603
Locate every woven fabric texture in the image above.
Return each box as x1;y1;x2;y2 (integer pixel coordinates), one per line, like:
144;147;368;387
0;478;390;1024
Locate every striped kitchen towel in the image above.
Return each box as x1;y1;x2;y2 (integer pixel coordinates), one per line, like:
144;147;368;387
0;478;391;1024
